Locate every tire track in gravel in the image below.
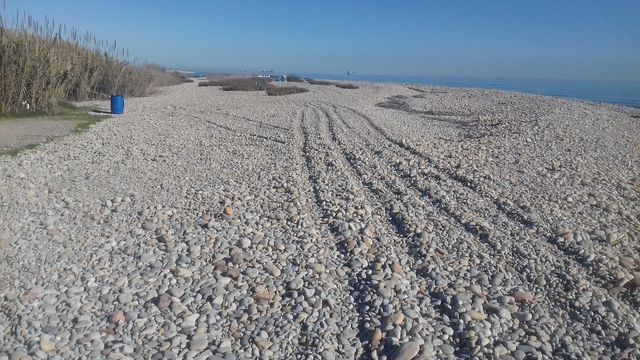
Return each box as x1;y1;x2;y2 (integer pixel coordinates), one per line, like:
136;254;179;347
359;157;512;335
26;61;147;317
294;105;380;359
316;102;640;351
296;104;443;358
183;113;287;144
343;102;640;309
208;110;291;132
309;102;575;357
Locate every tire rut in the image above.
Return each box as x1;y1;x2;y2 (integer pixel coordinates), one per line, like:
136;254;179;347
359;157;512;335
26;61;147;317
323;102;639;307
313;102;640;354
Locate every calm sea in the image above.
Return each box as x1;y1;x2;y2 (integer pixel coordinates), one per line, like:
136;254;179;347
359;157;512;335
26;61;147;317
298;74;640;108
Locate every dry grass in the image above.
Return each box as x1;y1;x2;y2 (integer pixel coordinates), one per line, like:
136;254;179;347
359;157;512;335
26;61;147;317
266;86;309;96
335;84;359;89
286;74;304;82
305;79;335;85
199;77;274;91
0;10;173;115
304;79;358;89
199;77;308;96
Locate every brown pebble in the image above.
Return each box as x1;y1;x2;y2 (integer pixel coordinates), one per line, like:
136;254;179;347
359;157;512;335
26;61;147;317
363;225;376;236
252;291;275;301
346;240;357;251
435;247;448;255
19;287;42;302
466;311;487;320
266;264;281;277
514;291;534;302
371;328;383;342
213;259;228;272
40;339;55;352
223;207;233;215
390;341;420;360
226;268;241;279
110;311;125;324
389;312;405;324
229;246;242;257
0;239;9;249
255;339;273;349
157;293;172;309
391;262;403;274
620;257;636;269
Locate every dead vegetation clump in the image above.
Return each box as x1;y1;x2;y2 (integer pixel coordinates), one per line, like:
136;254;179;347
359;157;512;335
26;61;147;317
336;84;359;89
305;79;335;85
199;77;308;96
305;79;358;89
199;77;273;91
266;86;309;96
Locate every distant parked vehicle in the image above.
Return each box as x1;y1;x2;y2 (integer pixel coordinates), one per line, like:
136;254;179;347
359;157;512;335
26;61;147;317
269;75;287;82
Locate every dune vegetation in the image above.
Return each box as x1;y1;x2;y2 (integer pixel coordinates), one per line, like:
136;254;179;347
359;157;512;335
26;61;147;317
0;11;187;115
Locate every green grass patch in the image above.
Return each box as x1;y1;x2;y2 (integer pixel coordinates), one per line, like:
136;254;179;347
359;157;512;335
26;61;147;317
0;101;107;122
1;143;39;157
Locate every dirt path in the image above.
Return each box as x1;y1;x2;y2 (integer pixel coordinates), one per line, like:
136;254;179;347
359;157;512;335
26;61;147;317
0;119;84;153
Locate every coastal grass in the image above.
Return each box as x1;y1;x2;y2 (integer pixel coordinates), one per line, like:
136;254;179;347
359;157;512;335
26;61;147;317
0;10;185;116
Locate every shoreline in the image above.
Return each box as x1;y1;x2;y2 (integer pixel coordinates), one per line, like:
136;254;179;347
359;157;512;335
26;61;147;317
1;80;639;358
296;74;640;108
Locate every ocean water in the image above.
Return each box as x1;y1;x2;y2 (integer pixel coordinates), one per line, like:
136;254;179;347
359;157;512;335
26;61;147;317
299;74;640;108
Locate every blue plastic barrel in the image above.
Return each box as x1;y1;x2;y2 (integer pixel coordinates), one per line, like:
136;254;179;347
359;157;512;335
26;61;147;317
110;95;124;114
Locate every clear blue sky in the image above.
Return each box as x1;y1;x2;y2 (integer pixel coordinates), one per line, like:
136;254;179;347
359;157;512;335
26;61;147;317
3;0;639;80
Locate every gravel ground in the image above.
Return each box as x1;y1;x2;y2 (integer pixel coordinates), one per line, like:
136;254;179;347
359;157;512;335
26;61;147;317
0;80;639;360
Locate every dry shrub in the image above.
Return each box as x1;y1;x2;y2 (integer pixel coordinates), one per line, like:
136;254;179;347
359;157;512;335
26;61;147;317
286;73;303;82
336;84;359;89
199;78;273;91
266;87;309;96
305;79;335;85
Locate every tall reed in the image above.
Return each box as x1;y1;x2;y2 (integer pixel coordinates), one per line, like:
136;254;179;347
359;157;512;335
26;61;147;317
0;10;176;114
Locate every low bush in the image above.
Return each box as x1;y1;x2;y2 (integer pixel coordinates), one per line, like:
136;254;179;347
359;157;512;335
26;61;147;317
286;73;303;82
305;79;334;85
199;77;273;91
336;84;359;89
266;86;309;96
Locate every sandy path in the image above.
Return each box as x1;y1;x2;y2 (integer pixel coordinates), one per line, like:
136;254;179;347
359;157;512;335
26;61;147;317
0;119;83;152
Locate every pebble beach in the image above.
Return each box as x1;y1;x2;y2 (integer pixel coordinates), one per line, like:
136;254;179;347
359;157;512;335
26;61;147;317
1;79;639;359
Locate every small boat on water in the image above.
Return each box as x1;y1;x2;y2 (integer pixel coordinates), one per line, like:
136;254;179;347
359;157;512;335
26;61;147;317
347;71;355;75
